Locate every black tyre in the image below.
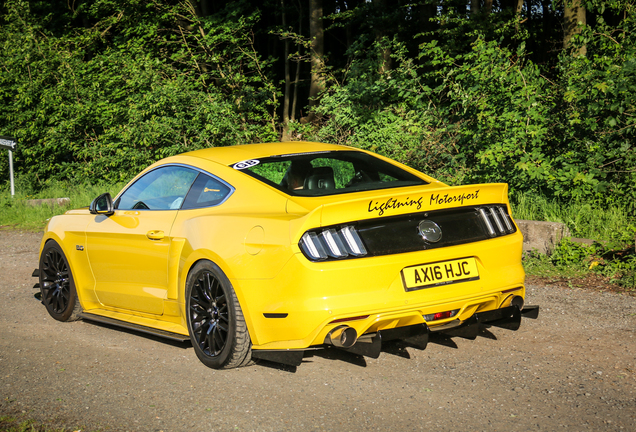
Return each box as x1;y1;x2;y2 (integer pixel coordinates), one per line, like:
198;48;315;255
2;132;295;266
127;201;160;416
186;261;252;369
39;241;82;322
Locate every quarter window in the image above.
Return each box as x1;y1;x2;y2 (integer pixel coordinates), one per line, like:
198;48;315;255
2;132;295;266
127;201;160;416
181;173;232;209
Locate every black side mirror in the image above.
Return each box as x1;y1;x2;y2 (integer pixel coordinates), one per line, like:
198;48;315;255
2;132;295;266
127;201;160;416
89;193;114;216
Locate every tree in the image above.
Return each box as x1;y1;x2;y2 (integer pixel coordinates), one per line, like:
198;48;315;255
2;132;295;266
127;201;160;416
304;0;325;123
373;0;392;73
564;0;587;56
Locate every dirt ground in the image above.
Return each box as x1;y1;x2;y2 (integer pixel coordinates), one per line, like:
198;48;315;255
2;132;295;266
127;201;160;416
1;229;634;431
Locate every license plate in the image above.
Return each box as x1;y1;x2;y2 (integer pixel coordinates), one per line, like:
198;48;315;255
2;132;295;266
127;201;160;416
401;257;480;291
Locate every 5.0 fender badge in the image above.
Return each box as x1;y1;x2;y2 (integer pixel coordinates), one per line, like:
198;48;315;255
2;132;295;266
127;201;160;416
418;220;442;243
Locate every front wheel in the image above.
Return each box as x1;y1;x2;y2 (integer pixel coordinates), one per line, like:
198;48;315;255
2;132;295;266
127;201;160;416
185;261;252;369
39;240;82;322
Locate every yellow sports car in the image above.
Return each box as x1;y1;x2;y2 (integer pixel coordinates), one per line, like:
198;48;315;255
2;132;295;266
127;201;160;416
33;142;538;369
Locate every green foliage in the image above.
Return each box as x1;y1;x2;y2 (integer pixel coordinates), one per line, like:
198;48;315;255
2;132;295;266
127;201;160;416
0;0;277;189
515;192;636;289
510;192;635;242
312;28;557;190
0;0;634;229
310;5;635;213
424;36;555;191
524;238;636;290
550;238;594;267
313;37;464;180
550;238;636;288
555;6;636;212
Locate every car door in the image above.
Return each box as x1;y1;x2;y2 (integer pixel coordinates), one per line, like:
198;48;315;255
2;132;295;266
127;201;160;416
85;165;199;315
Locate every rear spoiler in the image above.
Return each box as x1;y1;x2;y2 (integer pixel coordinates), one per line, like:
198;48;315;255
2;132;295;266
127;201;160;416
319;183;511;226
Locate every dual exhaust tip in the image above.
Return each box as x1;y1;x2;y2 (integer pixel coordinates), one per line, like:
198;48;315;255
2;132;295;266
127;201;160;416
325;325;358;348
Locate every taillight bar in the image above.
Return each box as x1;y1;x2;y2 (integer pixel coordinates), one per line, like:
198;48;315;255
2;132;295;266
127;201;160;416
478;205;515;237
300;225;367;261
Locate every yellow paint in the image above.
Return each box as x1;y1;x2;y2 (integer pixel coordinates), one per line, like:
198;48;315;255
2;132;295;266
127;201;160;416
38;142;526;351
85;210;177;315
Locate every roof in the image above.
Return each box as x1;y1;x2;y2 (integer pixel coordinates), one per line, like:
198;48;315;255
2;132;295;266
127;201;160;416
181;142;354;166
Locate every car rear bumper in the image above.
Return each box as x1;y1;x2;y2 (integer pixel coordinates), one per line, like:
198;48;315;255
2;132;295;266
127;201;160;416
234;232;525;349
251;304;540;366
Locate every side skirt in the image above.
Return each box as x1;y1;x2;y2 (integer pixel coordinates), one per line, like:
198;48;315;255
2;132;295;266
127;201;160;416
79;313;189;342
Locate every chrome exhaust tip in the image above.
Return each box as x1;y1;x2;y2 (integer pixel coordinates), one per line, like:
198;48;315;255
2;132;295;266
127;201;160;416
325;325;358;348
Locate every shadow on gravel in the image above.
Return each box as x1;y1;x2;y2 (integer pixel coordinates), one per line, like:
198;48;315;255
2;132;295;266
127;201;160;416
76;319;503;373
380;340;413;359
254;331;505;373
254;359;299;372
427;327;499;349
307;347;368;367
476;327;499;340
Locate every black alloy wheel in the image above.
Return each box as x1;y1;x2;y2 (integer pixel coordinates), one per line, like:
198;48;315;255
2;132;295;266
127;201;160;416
39;241;82;322
190;271;229;357
186;261;252;369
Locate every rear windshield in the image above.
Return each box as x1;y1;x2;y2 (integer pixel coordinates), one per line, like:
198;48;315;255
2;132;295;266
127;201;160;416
231;150;427;196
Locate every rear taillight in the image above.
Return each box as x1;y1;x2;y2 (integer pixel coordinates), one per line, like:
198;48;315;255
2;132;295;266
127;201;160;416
300;225;367;261
300;232;328;260
478;205;515;237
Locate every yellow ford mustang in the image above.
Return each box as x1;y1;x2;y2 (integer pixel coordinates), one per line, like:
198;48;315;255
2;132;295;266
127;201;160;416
34;142;538;369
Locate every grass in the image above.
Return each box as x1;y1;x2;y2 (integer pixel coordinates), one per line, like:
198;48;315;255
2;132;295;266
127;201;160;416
510;192;636;290
510;191;635;242
0;181;127;230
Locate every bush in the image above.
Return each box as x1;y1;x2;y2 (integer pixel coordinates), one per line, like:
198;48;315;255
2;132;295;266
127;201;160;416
0;0;277;190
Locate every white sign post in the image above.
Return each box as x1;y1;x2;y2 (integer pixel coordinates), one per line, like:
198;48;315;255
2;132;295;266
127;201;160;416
0;136;16;197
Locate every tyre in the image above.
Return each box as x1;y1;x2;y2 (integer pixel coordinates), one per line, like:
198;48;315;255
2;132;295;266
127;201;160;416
185;261;252;369
39;240;82;322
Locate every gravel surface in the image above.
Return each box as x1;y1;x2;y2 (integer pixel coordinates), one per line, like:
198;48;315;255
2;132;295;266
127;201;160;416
1;230;635;431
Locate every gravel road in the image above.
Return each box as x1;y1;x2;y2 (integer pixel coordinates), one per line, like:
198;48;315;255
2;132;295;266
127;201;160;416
1;230;635;431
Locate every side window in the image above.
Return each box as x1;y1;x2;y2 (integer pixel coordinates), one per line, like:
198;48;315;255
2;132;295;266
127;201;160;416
116;166;198;210
181;173;232;210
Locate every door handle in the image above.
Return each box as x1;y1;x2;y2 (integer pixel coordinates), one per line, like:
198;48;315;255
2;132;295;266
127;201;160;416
146;230;165;240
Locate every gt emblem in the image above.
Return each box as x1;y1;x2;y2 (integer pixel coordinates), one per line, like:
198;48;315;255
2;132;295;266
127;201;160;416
418;220;442;243
76;245;84;251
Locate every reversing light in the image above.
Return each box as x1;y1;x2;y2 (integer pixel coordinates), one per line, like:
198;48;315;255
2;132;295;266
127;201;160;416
300;225;367;261
423;309;459;322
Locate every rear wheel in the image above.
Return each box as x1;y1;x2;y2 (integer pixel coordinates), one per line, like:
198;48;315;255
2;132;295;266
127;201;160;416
39;241;82;322
186;261;252;369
